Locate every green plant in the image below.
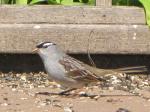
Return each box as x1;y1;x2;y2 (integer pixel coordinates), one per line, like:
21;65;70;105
139;0;150;26
0;0;95;5
112;0;142;6
16;0;27;4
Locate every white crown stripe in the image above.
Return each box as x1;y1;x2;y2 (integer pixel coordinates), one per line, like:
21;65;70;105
43;43;53;47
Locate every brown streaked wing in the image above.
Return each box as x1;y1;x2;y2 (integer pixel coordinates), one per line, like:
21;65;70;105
59;55;99;82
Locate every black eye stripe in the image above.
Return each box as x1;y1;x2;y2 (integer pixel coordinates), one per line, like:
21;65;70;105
36;44;43;48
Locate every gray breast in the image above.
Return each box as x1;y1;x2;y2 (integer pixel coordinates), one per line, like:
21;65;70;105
44;59;84;89
44;59;66;80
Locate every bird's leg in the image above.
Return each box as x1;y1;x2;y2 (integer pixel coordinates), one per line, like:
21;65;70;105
35;88;76;96
58;88;77;95
35;92;59;96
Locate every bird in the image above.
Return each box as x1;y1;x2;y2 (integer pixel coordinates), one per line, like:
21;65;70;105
33;41;147;95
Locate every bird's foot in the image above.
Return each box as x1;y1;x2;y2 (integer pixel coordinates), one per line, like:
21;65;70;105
35;92;60;96
35;88;76;97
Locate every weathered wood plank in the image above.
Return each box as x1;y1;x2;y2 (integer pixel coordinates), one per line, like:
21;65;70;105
0;24;150;54
0;5;145;24
96;0;112;7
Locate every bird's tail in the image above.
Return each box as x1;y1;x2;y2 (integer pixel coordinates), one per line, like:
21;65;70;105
92;66;148;76
115;66;148;74
95;66;148;82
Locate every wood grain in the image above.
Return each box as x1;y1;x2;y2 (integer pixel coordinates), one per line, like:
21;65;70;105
96;0;112;7
0;5;145;24
0;24;149;54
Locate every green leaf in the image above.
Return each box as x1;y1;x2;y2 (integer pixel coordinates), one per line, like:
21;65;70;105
60;0;93;5
112;0;142;6
60;0;74;5
86;0;95;5
139;0;150;26
30;0;48;4
48;0;59;4
16;0;28;4
0;0;10;4
53;0;61;4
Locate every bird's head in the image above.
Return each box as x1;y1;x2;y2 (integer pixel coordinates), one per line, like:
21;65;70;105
33;41;64;59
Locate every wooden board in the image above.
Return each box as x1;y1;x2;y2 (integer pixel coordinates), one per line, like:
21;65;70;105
96;0;112;7
0;5;145;24
0;24;150;54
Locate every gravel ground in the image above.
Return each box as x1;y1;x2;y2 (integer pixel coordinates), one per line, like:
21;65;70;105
0;72;150;112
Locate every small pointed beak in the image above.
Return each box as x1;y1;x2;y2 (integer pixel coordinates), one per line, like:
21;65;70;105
32;48;39;53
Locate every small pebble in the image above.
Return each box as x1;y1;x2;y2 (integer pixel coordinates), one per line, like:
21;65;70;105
108;87;114;91
12;88;17;91
64;107;73;112
116;108;130;112
20;75;27;82
39;102;47;106
1;103;9;106
3;98;8;101
20;97;28;100
79;91;86;95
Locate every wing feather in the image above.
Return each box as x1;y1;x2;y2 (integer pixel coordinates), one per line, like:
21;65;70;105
59;55;99;82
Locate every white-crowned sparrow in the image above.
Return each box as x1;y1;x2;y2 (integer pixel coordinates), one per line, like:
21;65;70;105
33;42;147;94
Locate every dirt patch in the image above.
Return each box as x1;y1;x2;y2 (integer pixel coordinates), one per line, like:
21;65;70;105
0;72;150;112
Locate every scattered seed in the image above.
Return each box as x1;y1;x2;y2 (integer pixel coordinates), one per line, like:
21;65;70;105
12;88;17;91
20;97;28;100
64;107;73;112
116;108;130;112
1;103;9;106
20;75;27;82
3;98;8;101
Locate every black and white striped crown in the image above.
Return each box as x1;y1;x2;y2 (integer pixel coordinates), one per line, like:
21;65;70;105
36;42;56;48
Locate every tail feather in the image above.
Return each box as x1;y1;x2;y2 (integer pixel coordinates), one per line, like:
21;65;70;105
116;66;148;74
